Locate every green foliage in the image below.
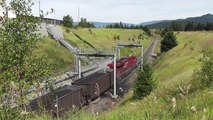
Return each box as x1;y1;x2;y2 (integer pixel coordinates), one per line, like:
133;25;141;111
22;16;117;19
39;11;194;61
133;64;154;100
193;49;213;88
113;35;120;40
141;26;151;36
66;28;71;33
170;21;213;31
78;18;94;28
171;21;184;31
117;35;120;40
106;23;152;36
160;28;169;37
62;15;73;28
160;30;178;52
0;0;53;119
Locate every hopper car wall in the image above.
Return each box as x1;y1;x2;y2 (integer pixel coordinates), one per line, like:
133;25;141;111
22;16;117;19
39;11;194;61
28;92;53;111
72;72;111;101
28;85;83;116
48;86;83;116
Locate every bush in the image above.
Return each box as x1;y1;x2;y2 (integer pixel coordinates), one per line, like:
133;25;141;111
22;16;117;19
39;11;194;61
142;26;152;36
66;28;70;33
193;49;213;88
117;35;120;40
160;31;178;53
133;64;154;100
160;28;169;37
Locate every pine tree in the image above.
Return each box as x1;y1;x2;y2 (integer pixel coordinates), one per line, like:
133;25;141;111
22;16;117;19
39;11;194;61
133;64;154;100
160;31;178;52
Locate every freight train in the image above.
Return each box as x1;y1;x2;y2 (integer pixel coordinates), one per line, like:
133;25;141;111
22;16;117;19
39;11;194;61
27;55;138;116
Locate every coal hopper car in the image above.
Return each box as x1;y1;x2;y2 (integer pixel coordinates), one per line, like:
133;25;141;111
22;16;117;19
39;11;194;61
72;71;112;103
28;85;83;117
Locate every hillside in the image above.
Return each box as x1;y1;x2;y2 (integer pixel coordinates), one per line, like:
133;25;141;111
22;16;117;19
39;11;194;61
96;32;213;119
147;14;213;28
91;32;213;119
40;28;151;74
32;31;213;119
63;28;151;56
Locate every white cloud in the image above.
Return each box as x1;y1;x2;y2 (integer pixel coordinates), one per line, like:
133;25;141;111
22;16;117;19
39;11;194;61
30;0;213;23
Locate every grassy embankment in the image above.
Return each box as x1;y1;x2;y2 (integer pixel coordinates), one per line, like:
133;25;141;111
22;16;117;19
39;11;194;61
40;28;151;74
33;31;213;119
68;31;213;119
63;28;151;56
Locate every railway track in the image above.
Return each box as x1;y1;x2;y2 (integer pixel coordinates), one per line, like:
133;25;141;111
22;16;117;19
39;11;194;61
143;36;158;63
26;36;159;117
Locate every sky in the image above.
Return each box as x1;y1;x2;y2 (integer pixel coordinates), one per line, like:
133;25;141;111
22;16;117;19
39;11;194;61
2;0;213;24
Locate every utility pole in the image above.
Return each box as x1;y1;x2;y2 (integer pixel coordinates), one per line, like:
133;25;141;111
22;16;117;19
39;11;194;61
5;7;8;18
141;46;144;67
54;10;56;26
113;54;117;98
39;1;40;17
78;57;81;79
39;1;41;22
55;95;59;118
78;7;80;24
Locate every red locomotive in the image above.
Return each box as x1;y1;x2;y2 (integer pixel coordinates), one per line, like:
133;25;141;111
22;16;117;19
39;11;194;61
107;55;137;79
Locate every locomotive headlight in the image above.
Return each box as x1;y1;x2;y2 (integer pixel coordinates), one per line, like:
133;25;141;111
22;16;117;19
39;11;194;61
55;104;58;107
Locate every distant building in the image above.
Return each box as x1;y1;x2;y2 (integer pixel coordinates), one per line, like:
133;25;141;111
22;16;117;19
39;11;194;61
42;18;62;25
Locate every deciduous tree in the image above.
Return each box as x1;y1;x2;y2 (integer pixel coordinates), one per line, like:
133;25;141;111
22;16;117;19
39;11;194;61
62;15;73;28
0;0;53;119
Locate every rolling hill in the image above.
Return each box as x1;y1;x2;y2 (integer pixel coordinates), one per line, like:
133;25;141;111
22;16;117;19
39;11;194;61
146;14;213;29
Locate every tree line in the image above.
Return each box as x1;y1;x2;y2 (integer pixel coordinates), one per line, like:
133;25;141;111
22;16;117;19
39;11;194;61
106;22;151;36
62;15;95;28
170;21;213;31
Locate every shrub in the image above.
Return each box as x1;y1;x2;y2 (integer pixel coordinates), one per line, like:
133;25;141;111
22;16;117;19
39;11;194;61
142;26;152;36
66;28;70;33
117;35;120;40
133;64;154;100
193;49;213;88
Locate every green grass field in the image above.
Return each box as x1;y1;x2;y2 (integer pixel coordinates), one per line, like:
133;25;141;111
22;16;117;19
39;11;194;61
63;28;151;57
38;37;75;75
40;28;151;74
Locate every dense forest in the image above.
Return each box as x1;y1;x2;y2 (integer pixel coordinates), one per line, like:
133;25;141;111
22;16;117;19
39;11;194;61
170;21;213;31
106;22;151;36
